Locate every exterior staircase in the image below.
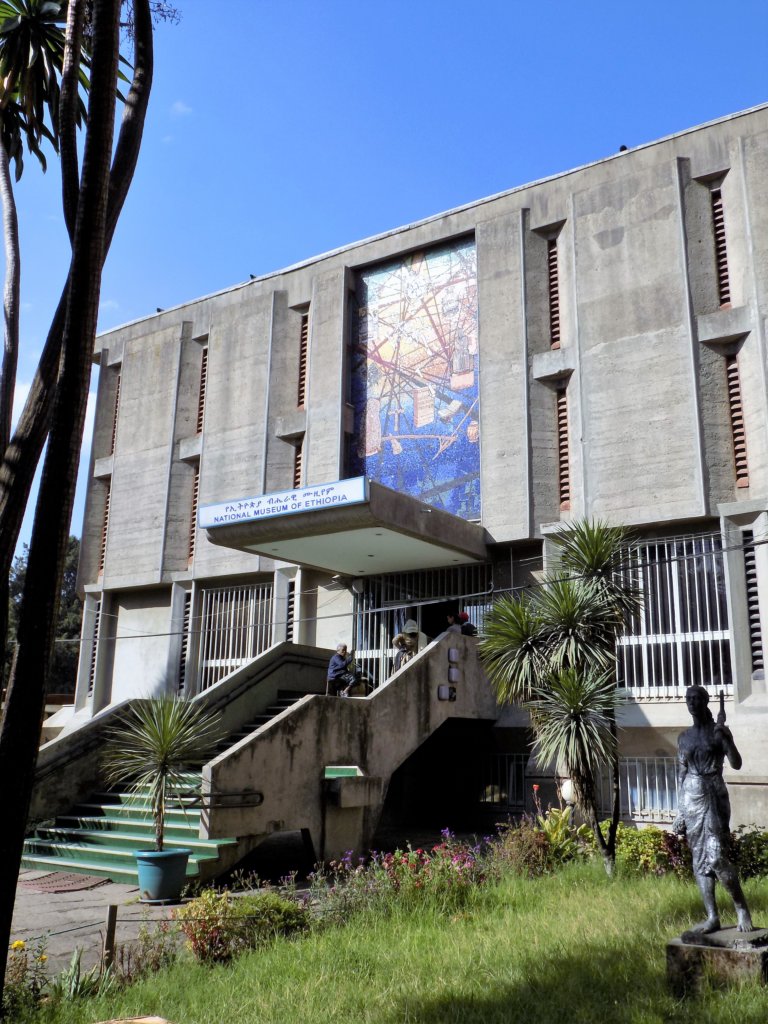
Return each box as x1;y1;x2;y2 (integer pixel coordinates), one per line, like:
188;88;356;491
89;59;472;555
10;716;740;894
21;772;237;884
22;690;313;884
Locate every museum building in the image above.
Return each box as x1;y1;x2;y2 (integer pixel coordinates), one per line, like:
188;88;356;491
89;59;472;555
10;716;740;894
44;104;768;846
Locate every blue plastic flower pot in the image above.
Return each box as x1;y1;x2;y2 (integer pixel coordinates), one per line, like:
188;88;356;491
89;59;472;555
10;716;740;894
134;848;191;903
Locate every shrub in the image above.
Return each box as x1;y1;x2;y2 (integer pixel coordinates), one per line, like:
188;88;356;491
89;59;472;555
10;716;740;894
175;887;309;963
612;823;691;878
2;937;48;1019
308;832;487;924
488;818;552;877
114;914;179;985
733;824;768;879
48;948;114;1003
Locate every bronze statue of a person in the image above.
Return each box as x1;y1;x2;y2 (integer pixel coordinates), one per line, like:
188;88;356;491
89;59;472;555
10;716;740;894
675;684;753;934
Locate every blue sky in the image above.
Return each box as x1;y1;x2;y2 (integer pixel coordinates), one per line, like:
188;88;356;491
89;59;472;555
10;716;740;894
9;0;768;551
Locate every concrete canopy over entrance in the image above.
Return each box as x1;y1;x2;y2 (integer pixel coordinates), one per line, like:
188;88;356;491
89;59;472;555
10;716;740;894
203;479;490;576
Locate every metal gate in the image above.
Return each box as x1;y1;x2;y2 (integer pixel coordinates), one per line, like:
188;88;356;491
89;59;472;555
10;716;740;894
196;582;274;691
352;563;492;689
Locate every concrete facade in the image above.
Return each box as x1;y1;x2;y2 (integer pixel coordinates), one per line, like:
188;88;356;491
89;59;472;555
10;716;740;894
59;105;768;833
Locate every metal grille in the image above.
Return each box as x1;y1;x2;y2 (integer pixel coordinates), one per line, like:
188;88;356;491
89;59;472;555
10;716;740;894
196;348;208;435
196;582;274;691
87;600;101;696
188;463;200;563
548;237;561;350
725;354;749;488
177;591;192;694
711;187;731;308
598;757;679;822
743;530;763;672
109;372;121;455
353;563;492;690
479;753;529;809
98;483;111;577
617;534;732;698
556;387;570;510
297;313;309;408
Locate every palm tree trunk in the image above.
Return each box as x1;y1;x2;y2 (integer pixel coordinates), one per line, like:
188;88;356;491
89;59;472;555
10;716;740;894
0;136;20;459
0;0;121;1004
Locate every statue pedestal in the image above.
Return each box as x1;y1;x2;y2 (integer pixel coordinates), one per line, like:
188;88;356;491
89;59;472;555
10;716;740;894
667;927;768;997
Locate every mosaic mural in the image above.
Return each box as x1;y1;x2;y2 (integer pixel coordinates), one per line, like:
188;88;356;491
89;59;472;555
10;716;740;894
349;239;480;519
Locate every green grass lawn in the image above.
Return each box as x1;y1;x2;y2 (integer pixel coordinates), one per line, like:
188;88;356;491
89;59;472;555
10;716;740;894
25;864;768;1024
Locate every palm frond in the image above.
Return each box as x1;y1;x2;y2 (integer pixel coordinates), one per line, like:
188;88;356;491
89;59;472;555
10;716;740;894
478;593;548;703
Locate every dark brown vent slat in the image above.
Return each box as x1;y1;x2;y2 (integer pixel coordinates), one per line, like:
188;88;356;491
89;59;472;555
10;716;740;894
98;484;111;576
109;373;121;455
548;238;561;350
742;530;763;672
711;189;731;308
725;354;749;488
196;348;208;435
556;387;570;510
188;463;200;562
87;600;101;696
297;314;309;408
293;438;304;489
177;591;192;694
286;580;296;643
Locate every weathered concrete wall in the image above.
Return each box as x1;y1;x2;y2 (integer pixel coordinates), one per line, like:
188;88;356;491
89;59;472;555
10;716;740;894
203;634;498;857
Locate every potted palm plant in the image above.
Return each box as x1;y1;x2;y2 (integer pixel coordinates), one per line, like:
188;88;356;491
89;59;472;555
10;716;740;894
103;696;223;902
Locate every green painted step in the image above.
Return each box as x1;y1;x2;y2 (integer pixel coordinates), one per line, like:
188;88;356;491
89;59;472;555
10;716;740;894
22;771;237;884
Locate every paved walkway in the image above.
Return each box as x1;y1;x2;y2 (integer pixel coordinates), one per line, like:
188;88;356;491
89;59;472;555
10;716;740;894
11;870;177;974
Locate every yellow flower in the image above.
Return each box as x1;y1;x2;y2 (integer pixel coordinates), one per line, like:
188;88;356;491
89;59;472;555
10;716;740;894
37;954;48;962
11;939;25;950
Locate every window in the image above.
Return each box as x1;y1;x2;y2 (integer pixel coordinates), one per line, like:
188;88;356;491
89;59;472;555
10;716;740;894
196;582;274;690
616;534;732;697
177;591;192;694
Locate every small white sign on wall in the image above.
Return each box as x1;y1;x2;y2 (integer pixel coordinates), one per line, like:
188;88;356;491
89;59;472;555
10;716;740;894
199;476;368;529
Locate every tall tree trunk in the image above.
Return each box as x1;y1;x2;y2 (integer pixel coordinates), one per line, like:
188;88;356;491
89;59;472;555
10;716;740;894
0;137;20;459
0;0;153;580
0;0;121;1004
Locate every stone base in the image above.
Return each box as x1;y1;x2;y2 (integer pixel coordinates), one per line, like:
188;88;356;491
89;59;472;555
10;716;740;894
667;927;768;997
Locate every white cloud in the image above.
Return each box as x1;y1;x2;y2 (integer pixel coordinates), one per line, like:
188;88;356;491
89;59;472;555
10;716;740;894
162;134;175;145
99;298;120;313
170;100;192;117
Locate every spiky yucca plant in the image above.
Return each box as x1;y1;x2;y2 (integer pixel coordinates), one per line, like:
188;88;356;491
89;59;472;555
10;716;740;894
103;697;222;851
479;519;641;874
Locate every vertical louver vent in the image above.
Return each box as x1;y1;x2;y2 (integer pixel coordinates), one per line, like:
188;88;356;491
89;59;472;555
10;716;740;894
87;600;101;695
556;387;570;510
548;238;561;350
177;591;192;694
196;348;208;435
286;580;296;643
297;313;309;408
711;188;731;308
725;354;749;488
189;463;200;563
742;530;764;673
293;439;304;489
98;484;111;576
109;373;121;455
